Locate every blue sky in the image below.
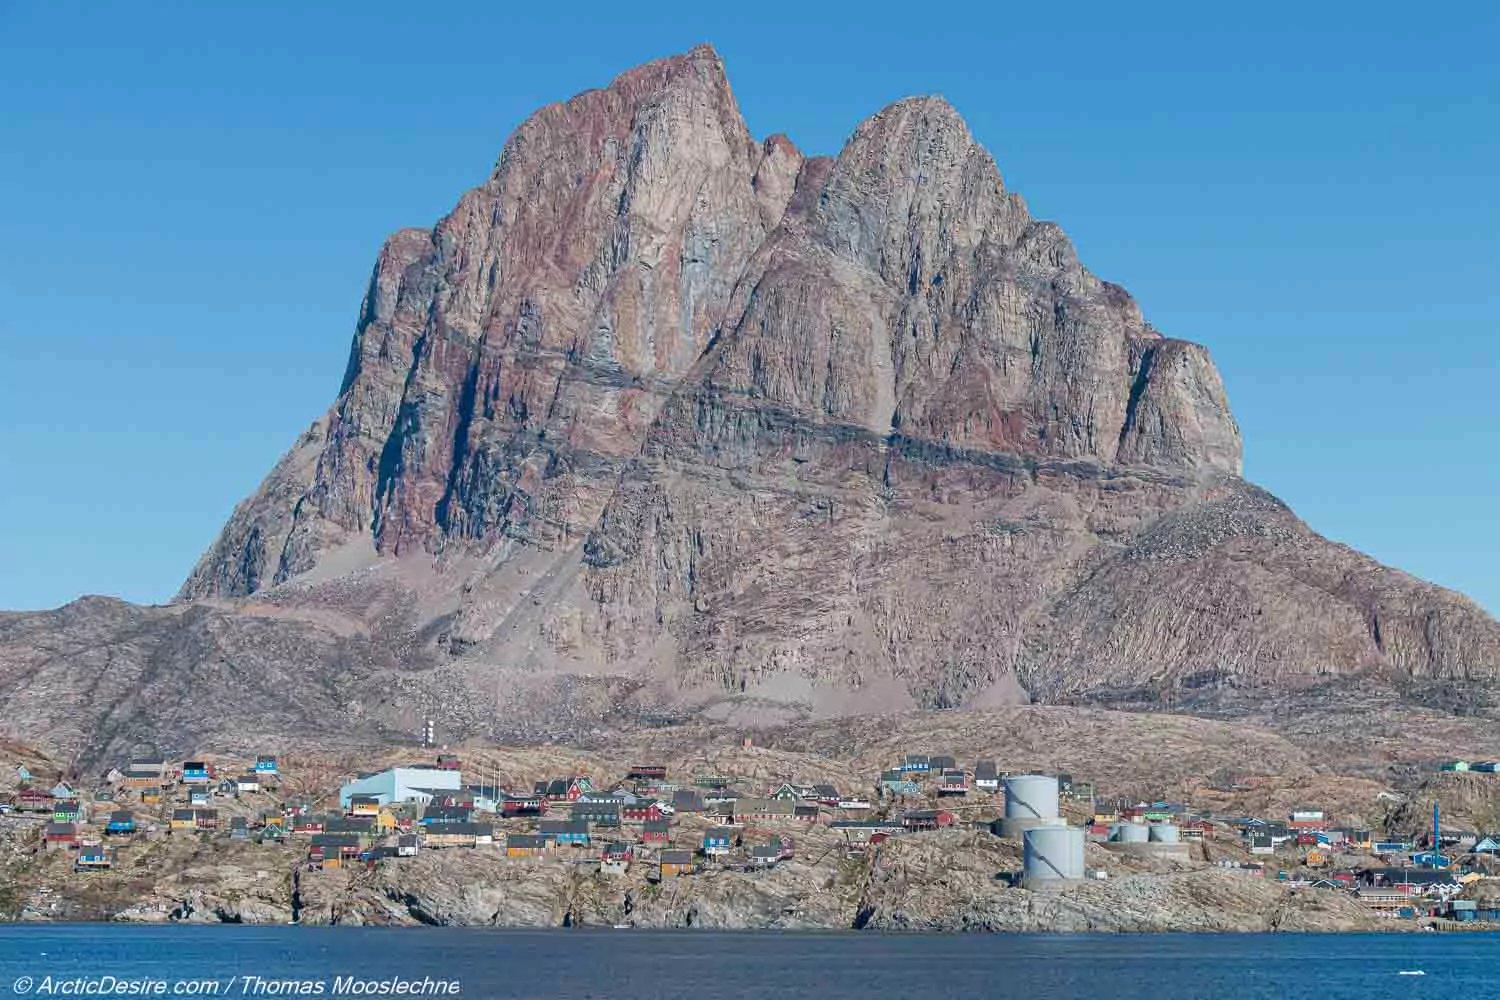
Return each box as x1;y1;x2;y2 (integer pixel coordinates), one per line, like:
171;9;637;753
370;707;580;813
1;1;1496;613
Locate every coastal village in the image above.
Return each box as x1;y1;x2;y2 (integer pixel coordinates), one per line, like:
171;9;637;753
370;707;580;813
5;735;1500;929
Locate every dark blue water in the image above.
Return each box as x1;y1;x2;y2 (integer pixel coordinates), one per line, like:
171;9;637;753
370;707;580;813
0;926;1491;999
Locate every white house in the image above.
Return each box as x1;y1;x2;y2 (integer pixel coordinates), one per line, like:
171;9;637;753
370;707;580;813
339;766;463;808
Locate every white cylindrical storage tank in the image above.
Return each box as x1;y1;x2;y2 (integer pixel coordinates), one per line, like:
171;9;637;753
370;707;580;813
1117;821;1149;843
1149;823;1179;844
1024;826;1085;882
1004;775;1059;820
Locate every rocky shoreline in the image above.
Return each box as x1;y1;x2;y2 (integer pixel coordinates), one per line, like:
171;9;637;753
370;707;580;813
5;824;1396;934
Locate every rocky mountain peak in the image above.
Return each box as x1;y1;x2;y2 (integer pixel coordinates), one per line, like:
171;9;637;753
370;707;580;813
139;47;1500;744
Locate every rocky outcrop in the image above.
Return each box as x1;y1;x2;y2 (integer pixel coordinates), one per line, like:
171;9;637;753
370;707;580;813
1;46;1492;754
182;45;786;595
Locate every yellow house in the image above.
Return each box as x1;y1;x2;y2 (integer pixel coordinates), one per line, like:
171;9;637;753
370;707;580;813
1093;807;1120;824
1306;848;1328;867
659;850;695;877
142;787;163;805
504;834;545;857
169;809;196;832
375;808;398;834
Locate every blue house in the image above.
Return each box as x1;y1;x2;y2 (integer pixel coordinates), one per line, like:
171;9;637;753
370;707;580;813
1472;836;1500;854
1411;851;1450;868
15;765;32;783
880;770;920;795
50;782;78;801
1373;841;1410;854
702;827;733;856
106;811;135;834
189;788;211;806
539;820;591;846
899;755;931;774
181;762;212;784
254;756;278;775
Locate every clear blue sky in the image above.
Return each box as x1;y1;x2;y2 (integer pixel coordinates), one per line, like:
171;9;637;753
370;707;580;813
2;1;1496;614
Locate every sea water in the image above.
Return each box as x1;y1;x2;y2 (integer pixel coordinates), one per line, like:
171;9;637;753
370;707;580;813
0;926;1487;999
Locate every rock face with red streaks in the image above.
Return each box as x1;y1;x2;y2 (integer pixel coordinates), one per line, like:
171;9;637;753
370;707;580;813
131;44;1500;738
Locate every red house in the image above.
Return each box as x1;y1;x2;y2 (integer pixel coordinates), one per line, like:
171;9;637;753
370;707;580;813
44;822;79;849
293;817;326;835
900;809;955;832
642;820;671;844
622;802;662;823
18;788;53;813
501;794;547;817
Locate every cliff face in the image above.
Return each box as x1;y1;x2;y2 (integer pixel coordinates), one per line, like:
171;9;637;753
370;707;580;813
67;44;1500;741
182;46;789;596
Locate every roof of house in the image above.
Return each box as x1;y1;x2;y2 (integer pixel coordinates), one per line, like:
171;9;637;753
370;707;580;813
539;820;589;835
571;800;620;814
422;806;471;822
44;822;77;836
311;833;363;848
1366;868;1456;885
507;834;546;848
327;817;375;833
426;822;493;836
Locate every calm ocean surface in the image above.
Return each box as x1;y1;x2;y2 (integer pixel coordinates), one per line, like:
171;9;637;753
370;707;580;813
0;927;1493;1000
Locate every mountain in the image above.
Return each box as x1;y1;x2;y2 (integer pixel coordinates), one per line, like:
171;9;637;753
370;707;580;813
4;45;1498;765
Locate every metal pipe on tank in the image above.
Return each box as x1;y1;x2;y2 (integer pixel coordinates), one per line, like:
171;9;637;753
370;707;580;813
1024;825;1085;882
1003;775;1060;820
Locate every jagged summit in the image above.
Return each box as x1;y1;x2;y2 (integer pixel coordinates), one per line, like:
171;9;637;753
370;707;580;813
180;48;1241;602
0;48;1490;764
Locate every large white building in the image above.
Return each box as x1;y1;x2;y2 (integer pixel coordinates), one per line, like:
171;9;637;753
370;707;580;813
338;766;463;808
